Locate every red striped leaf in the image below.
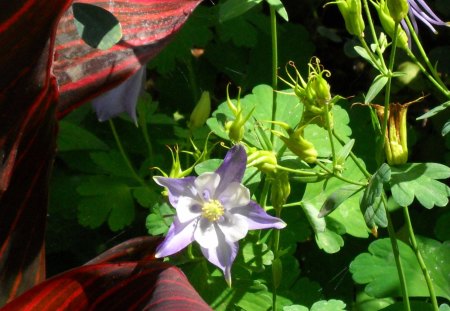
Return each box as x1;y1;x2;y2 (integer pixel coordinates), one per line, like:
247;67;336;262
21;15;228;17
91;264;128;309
0;0;201;305
55;0;202;118
1;237;212;311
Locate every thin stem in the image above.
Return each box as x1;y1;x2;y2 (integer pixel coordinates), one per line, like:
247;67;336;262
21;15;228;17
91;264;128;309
383;196;410;311
402;206;439;311
138;106;154;162
324;102;337;168
315;161;367;186
332;130;371;179
362;0;387;70
270;6;278;144
405;16;450;97
109;120;148;188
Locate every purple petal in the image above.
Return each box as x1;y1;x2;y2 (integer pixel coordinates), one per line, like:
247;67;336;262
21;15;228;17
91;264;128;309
200;237;238;286
155;216;196;258
215;145;247;194
92;66;145;123
232;201;286;230
154;176;196;208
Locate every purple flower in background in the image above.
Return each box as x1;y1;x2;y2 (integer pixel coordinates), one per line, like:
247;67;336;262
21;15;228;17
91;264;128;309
92;67;146;124
154;145;286;285
402;0;449;34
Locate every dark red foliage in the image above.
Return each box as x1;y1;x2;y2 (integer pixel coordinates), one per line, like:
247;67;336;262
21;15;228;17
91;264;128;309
0;0;202;307
0;237;212;311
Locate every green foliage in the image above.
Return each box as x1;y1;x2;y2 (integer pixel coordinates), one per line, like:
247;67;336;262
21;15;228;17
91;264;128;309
390;163;450;208
73;3;122;50
350;237;450;300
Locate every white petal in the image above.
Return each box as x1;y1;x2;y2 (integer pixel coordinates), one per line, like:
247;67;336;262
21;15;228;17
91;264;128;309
195;172;220;201
218;182;250;209
217;213;248;243
176;196;202;223
194;217;219;248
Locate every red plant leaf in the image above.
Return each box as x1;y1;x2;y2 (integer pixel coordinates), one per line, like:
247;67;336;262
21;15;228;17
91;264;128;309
54;0;202;118
1;263;212;311
0;1;72;305
0;0;202;305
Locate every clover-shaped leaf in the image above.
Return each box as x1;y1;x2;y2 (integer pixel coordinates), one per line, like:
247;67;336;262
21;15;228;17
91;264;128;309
390;163;450;208
350;237;450;300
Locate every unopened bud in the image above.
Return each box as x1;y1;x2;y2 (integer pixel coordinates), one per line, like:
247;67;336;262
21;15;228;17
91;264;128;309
189;91;211;129
247;148;278;174
373;0;408;49
387;0;409;23
273;125;318;164
336;0;366;36
270;172;290;210
225;85;254;143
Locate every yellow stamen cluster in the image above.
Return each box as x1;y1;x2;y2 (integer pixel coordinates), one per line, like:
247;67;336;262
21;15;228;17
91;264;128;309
202;199;224;222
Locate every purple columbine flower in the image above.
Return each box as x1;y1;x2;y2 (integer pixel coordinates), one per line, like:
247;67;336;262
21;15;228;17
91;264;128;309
402;0;449;35
153;145;286;285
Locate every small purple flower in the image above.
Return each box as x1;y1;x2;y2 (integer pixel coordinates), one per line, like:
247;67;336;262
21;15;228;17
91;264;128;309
154;145;286;285
402;0;449;34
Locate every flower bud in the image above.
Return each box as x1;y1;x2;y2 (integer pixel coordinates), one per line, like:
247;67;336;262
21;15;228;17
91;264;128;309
225;86;254;143
272;123;318;164
336;0;366;36
247;148;278;174
189;91;211;129
270;172;290;210
387;0;409;23
372;0;408;49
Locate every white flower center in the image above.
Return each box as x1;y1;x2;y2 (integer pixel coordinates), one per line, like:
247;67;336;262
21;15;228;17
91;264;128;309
201;199;224;222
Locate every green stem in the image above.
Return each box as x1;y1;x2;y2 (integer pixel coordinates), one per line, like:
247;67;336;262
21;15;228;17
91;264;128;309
270;6;278;144
315;161;367;186
332;130;371;179
404;16;450;98
138;107;154;162
384;196;410;311
361;0;387;70
109;120;148;188
402;206;439;311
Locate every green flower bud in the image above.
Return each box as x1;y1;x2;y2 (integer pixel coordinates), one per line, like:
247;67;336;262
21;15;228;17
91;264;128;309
247;148;278;174
387;0;409;23
270;172;290;210
225;85;254;143
189;91;211;129
372;0;409;49
272;122;318;164
335;0;366;36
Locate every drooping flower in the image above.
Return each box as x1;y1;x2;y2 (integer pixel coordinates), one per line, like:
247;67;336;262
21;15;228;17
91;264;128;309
402;0;449;35
153;145;286;285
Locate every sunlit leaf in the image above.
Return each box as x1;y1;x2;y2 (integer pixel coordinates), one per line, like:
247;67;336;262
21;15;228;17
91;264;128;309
365;75;388;104
219;0;263;22
310;299;346;311
390;163;450;208
350;237;450;300
265;0;289;21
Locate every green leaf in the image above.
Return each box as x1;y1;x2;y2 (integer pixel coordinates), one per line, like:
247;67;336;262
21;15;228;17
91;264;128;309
318;185;363;218
89;151;134;178
365;75;388;104
283;305;308;311
241;241;274;270
354;46;380;70
390;163;450;208
381;301;435;311
416;100;450;120
58;120;109;151
310;300;346;311
73;3;122;50
265;0;289;21
219;0;263;22
335;139;355;168
146;203;173;236
350;237;450;300
360;163;390;229
442;120;450;136
217;17;258;48
77;176;135;231
133;187;159;208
